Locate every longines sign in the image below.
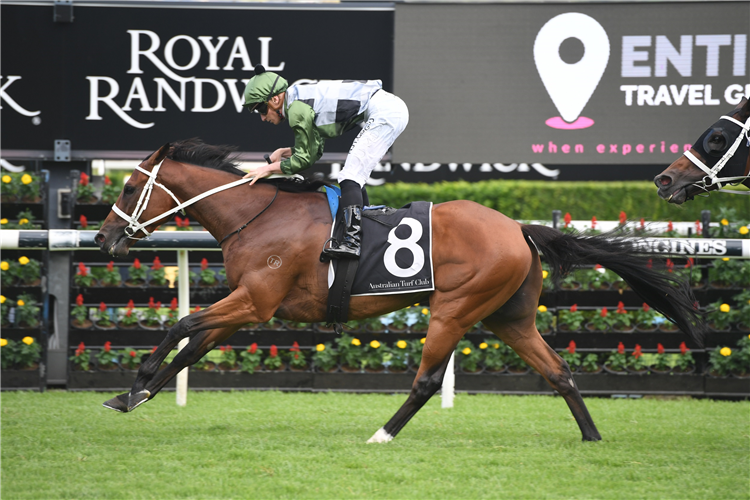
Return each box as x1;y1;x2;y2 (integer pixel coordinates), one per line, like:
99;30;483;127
1;2;394;155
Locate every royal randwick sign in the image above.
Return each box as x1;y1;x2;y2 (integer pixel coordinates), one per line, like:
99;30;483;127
1;2;394;155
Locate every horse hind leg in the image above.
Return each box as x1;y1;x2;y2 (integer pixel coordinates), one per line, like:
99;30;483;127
482;312;602;442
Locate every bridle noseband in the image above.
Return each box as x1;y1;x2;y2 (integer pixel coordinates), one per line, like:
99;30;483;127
683;114;750;196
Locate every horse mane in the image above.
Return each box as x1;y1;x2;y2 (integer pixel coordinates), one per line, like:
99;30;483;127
162;138;332;193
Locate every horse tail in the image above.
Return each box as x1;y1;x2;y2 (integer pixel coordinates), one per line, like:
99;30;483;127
521;224;706;347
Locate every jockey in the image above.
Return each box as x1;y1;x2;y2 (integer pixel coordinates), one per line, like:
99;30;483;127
242;65;409;260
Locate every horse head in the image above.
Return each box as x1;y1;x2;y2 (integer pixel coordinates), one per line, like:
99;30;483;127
95;143;177;256
654;97;750;204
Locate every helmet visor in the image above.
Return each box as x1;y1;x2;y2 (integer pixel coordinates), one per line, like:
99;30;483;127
247;101;268;115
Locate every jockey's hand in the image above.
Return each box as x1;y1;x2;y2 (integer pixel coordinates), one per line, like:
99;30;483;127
243;162;282;186
270;147;292;163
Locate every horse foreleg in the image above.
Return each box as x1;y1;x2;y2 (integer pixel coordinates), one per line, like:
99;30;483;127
482;316;602;442
368;317;464;443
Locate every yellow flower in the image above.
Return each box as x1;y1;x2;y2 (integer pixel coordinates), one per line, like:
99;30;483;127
461;347;471;355
720;303;731;313
493;343;500;349
370;340;380;349
722;257;730;262
396;340;407;349
1;175;11;184
421;308;429;315
0;261;9;271
19;218;29;225
22;337;34;345
351;338;361;346
18;256;30;266
538;305;548;313
479;342;488;349
720;218;729;226
0;218;6;225
720;347;732;357
316;344;325;352
420;337;426;344
17;299;25;307
542;270;549;279
740;226;749;235
0;295;5;304
0;338;6;347
21;174;32;185
413;303;419;307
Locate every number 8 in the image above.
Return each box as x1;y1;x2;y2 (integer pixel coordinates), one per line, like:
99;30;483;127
383;217;424;278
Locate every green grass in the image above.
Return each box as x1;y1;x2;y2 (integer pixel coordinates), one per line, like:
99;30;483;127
2;391;748;499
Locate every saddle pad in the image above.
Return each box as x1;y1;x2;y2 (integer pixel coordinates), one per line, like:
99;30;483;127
328;201;435;296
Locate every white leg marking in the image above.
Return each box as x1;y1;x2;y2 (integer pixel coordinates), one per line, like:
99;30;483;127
366;427;394;444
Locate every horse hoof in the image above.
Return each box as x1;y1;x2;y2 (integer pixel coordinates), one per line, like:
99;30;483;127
127;390;151;412
102;393;130;413
366;428;393;444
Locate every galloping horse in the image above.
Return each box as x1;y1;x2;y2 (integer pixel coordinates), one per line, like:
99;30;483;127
96;139;704;443
654;97;750;204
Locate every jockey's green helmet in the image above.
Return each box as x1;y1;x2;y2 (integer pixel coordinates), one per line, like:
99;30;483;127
243;65;288;112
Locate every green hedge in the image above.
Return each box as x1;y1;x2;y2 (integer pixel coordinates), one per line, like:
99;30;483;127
368;180;750;221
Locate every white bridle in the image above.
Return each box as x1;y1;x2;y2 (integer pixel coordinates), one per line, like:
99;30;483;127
111;160;254;239
683;114;750;196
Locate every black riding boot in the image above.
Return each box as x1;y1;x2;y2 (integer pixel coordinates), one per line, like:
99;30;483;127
323;205;362;259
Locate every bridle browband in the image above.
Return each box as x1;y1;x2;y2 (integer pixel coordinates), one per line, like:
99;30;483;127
683;113;750;196
111;159;266;242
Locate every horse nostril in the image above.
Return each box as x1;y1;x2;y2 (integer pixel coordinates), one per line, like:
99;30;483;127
654;175;672;188
94;233;105;245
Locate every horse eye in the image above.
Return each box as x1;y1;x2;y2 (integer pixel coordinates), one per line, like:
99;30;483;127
708;133;725;149
124;185;135;195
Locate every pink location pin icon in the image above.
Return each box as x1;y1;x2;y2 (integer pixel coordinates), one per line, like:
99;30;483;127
534;13;610;130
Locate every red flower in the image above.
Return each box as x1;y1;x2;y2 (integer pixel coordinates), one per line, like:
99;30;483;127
99;302;107;312
270;345;278;357
76;294;84;307
679;342;688;355
642;303;650;312
155;301;162;309
657;343;665;354
640;218;645;230
133;258;141;269
225;345;233;352
79;214;88;229
174;216;183;227
570;304;578;312
647;259;653;269
125;310;132;318
104;175;112;186
193;306;201;313
104;341;111;352
591;216;597;229
151;346;158;353
201;258;209;271
249;343;258;354
563;212;571;228
633;344;642;359
667;221;674;232
148;297;155;308
695;220;701;234
126;299;135;310
219;346;226;352
685;258;694;269
290;341;300;352
600;307;608;317
107;261;114;272
617;342;625;354
616;301;626;314
75;342;86;356
129;350;137;358
619;211;626;225
595;264;603;270
79;172;89;186
170;297;178;311
294;353;299;360
152;256;163;270
77;262;88;276
567;340;576;354
183;217;190;226
666;259;674;273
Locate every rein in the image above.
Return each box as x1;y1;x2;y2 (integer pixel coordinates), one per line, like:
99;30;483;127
218;185;279;246
112;160;259;240
684;114;750;196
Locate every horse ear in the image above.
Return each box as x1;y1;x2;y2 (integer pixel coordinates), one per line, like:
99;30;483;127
740;97;750;120
143;143;171;168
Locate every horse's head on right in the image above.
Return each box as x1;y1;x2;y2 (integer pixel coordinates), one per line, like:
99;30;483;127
95;143;175;257
654;97;750;204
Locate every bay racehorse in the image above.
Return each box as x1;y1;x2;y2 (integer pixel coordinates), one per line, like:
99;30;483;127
654;97;750;204
96;138;705;442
